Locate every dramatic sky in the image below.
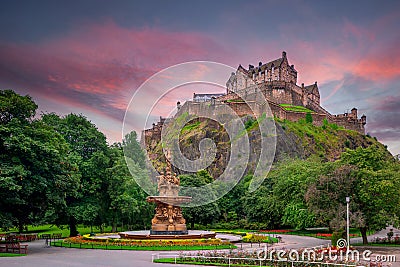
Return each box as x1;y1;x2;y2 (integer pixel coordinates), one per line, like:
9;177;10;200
1;0;399;155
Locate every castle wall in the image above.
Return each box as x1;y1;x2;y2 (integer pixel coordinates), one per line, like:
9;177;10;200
291;88;304;107
145;52;366;138
264;87;293;104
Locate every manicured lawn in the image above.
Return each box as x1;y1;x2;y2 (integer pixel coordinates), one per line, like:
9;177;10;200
214;230;251;236
52;240;236;251
280;104;314;113
1;224;114;238
0;253;26;257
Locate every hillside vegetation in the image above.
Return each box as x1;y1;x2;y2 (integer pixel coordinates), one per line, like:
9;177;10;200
145;113;387;178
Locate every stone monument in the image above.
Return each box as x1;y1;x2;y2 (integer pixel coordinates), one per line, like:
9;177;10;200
146;161;191;235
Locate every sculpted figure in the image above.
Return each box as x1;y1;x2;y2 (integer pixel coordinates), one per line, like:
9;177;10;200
173;173;180;186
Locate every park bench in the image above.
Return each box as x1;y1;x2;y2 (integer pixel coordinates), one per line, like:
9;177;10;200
0;236;28;254
5;242;28;254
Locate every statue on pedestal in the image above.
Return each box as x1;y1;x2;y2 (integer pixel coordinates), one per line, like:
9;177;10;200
147;159;190;234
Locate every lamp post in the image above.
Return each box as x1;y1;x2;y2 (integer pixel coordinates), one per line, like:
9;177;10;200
346;197;350;250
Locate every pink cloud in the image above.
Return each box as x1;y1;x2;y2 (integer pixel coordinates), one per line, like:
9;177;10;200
0;20;231;124
352;47;400;81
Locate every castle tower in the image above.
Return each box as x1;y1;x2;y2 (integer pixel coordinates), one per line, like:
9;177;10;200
350;108;358;119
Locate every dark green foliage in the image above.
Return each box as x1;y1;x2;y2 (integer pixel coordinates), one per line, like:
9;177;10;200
306;146;400;244
344;140;350;148
0;90;79;232
42;113;107;160
180;170;220;229
305;112;313;123
245;118;256;129
123;131;146;168
331;231;345;246
0;90;37;124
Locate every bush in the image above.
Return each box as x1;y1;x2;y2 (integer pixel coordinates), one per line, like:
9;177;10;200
344;140;350;148
330;123;339;130
322;119;328;130
331;231;345;247
305;113;313;124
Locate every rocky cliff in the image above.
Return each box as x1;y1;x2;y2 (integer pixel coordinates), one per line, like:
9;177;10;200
144;114;385;179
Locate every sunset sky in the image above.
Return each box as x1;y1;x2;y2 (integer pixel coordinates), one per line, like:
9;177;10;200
1;0;399;155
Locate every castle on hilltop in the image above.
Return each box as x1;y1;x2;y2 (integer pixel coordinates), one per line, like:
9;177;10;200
144;52;366;142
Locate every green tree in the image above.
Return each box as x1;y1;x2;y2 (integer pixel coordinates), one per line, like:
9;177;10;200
269;158;330;229
243;185;282;229
306;146;400;244
180;170;220;229
123;131;146;168
0;90;79;232
42;113;108;236
106;139;153;231
281;202;315;230
305;164;357;231
217;175;251;224
341;145;400;244
0;90;37;124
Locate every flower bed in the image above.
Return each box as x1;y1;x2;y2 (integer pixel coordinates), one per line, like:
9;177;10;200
316;233;358;238
242;233;278;243
59;235;235;250
259;229;292;234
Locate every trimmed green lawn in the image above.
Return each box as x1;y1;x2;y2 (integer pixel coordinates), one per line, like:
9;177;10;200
0;253;26;257
52;240;236;251
279;104;313;113
1;224;114;238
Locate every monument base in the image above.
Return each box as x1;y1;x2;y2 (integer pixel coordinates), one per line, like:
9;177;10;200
118;230;216;240
150;230;188;235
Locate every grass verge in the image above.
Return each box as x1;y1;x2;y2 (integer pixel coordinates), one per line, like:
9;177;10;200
52;241;236;251
0;253;26;257
1;224;114;238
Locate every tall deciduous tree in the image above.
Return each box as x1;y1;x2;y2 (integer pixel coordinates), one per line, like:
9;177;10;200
180;170;220;229
42;113;108;236
306;146;400;244
341;145;400;244
0;90;79;232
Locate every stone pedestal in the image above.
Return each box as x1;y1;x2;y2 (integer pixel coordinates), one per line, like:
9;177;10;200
147;196;191;235
146;163;191;236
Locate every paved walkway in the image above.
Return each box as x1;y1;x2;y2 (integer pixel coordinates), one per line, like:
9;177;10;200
1;229;399;267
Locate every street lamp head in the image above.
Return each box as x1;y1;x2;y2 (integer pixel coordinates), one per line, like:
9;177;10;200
346;197;350;203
